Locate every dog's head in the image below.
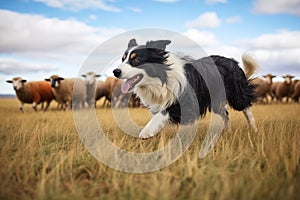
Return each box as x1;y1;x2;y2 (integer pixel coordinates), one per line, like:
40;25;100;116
113;39;171;93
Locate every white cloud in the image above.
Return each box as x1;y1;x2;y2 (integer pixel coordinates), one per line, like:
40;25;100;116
0;9;125;79
0;58;58;75
183;29;218;47
225;16;241;24
252;49;300;77
206;45;300;77
186;12;221;29
0;9;125;55
32;0;121;12
208;30;300;78
214;30;300;77
235;30;300;50
253;0;300;15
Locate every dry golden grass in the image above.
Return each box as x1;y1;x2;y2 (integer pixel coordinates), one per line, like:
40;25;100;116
0;98;299;200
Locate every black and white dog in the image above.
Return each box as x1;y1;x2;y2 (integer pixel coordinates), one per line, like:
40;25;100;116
113;39;258;138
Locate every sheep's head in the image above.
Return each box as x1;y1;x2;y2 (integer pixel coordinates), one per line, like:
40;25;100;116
282;75;295;84
263;74;276;85
81;72;101;85
6;77;26;91
45;75;64;88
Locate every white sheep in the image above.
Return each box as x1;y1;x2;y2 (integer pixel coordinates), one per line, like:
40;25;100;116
81;72;101;108
45;75;86;110
6;77;55;112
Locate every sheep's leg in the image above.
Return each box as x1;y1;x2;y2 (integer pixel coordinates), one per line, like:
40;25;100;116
32;102;38;112
89;100;95;108
270;93;276;103
277;96;282;103
43;101;50;112
19;102;24;112
64;101;69;111
242;108;257;132
57;103;63;110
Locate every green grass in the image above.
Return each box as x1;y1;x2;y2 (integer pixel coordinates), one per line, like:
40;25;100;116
0;98;299;200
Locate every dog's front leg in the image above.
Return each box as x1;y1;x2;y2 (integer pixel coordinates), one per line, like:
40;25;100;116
139;111;169;139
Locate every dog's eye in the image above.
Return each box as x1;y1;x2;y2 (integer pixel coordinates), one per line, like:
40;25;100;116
131;57;140;66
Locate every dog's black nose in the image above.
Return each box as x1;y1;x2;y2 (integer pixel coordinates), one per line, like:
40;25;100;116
113;69;121;78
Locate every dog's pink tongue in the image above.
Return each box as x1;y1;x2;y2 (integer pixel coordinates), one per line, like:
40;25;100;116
121;80;130;93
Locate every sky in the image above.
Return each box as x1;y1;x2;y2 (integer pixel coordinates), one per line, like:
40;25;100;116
1;0;300;94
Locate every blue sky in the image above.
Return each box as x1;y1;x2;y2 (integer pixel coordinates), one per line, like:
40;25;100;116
1;0;300;94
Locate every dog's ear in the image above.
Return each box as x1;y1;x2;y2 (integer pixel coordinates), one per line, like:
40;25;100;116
146;40;171;50
128;39;138;48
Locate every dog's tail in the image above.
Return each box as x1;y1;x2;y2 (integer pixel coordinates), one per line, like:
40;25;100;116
242;53;259;79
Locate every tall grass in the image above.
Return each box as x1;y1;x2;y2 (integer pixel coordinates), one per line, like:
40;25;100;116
0;99;299;200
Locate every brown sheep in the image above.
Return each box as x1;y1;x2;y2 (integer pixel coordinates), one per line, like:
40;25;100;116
270;81;280;102
94;77;118;107
6;77;55;112
104;76;118;102
291;80;300;102
250;73;275;103
45;75;86;110
291;79;299;95
94;80;110;107
275;75;295;103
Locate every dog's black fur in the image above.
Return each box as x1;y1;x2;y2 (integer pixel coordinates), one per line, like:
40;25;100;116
164;55;256;124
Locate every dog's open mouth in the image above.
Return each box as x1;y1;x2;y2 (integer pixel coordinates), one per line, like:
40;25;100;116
121;74;143;93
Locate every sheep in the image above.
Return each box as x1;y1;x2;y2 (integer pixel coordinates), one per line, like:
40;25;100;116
250;73;276;103
291;80;300;102
270;81;280;102
291;79;299;95
81;72;101;108
94;80;110;107
45;75;86;110
6;77;55;112
104;76;118;103
93;77;118;107
275;75;295;103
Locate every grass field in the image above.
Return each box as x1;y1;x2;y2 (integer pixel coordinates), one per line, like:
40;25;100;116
0;98;299;200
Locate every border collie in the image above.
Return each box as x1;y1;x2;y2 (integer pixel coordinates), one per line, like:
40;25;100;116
113;39;258;138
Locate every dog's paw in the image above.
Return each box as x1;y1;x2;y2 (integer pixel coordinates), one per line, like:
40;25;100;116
139;127;156;139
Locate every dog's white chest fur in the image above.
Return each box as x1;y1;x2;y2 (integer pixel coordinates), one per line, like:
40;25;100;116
134;53;187;113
